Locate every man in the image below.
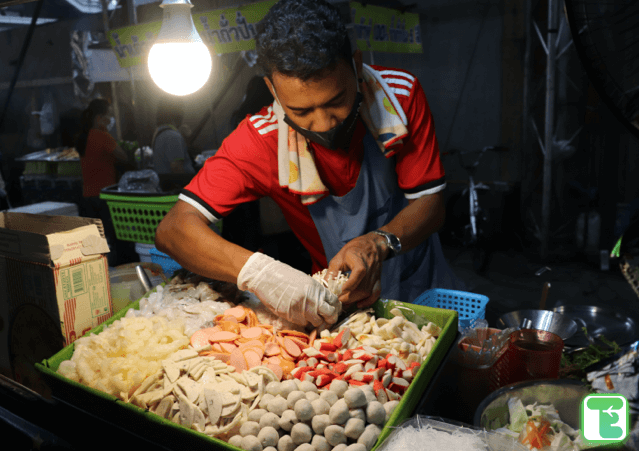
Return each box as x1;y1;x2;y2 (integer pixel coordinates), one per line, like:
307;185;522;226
152;96;195;175
156;0;460;328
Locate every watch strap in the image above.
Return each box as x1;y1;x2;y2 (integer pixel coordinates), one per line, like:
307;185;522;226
373;230;401;259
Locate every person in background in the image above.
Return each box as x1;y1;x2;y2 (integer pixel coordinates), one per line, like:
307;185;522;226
152;96;195;175
76;98;132;266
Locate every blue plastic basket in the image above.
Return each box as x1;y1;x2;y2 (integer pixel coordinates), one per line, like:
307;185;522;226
149;247;182;277
412;288;489;329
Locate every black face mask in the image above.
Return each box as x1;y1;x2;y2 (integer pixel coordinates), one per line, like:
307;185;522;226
283;91;363;151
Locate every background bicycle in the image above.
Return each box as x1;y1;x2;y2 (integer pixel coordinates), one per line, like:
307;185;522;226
440;146;509;274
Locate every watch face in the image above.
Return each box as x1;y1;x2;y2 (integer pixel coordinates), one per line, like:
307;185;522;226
388;234;401;252
375;231;400;254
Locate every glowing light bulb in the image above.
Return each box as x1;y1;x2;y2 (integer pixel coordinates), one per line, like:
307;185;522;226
148;0;212;96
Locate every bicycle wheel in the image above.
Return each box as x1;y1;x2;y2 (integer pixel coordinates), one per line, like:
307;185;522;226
472;238;492;274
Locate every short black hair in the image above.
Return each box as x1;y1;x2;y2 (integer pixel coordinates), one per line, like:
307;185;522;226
255;0;352;81
75;98;110;157
155;95;184;127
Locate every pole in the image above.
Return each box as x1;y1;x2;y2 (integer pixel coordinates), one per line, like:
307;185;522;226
100;0;122;141
127;0;137;108
541;0;559;259
521;0;532;213
0;0;44;132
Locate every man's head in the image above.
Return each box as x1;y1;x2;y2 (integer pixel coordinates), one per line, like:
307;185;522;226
255;0;351;82
256;0;363;140
156;95;184;128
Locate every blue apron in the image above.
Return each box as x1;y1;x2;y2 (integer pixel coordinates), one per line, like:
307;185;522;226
307;131;464;303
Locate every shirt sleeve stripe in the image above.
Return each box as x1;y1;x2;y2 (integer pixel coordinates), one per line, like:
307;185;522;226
403;176;446;195
178;191;222;223
405;182;447;199
386;78;413;89
379;70;415;81
257;123;278;135
390;87;411;97
249;106;274;124
252;116;277;129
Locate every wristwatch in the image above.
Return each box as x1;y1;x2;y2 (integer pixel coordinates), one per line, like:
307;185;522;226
372;230;402;259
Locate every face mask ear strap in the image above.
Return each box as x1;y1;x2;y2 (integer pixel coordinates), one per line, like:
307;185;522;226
352;59;363;87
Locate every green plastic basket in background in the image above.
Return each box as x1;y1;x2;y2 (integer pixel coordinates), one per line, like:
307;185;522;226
100;185;178;244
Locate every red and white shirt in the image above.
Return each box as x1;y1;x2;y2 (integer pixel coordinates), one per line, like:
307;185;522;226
181;65;446;272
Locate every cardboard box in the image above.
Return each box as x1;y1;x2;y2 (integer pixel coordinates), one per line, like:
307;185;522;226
0;213;112;395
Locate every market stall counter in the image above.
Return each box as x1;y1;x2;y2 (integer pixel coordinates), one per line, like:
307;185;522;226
35;278;458;451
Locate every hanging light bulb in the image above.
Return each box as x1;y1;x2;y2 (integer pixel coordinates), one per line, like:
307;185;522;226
148;0;212;96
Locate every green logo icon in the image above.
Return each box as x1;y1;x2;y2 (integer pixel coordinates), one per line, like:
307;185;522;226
581;394;629;444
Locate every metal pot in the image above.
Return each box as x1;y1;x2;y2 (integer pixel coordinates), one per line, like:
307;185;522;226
496;309;578;341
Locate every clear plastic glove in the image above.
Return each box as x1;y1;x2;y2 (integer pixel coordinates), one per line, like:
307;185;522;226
237;253;341;327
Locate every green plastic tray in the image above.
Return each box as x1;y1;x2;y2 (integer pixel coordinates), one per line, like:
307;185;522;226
36;296;457;451
99;190;178;244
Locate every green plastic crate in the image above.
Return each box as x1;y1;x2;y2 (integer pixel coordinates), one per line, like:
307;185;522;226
56;161;82;176
100;186;178;244
36;296;457;451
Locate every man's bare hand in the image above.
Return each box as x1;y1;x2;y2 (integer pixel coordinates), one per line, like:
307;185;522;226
326;232;388;308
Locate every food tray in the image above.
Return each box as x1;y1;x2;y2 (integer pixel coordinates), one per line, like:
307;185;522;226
99;185;178;244
36;296;458;451
413;288;489;329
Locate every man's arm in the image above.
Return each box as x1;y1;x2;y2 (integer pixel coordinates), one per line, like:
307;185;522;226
156;199;341;327
326;192;445;307
155;200;253;282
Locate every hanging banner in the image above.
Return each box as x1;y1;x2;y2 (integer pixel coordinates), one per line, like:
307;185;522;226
350;2;422;54
108;0;277;68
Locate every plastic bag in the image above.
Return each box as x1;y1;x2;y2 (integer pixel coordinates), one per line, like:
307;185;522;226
118;169;160;193
134;146;153;170
455;321;514;368
587;340;639;414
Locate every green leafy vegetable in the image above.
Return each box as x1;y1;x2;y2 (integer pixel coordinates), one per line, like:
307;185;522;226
559;327;621;382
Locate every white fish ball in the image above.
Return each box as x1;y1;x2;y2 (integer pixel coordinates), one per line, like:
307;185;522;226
290;423;313;445
279;409;298;432
343;388;367;409
319;390;339;406
258;427;280;448
328;399;350;425
311;414;330;435
240;421;261;437
260;412;281;430
241;435;263;451
278;435;295;451
324;425;347;447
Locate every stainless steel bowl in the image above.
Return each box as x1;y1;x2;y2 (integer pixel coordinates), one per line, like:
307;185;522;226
497;309;578;341
474;379;592;430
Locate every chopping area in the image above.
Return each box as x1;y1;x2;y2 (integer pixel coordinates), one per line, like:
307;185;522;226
2;0;639;450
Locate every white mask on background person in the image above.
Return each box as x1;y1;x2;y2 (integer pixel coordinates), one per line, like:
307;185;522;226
108;116;116;132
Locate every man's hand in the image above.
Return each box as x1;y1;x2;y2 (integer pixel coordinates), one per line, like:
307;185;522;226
325;232;389;308
238;253;341;327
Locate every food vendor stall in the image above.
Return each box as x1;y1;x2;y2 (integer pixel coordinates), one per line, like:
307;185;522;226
1;0;639;449
0;206;635;450
21;264;637;451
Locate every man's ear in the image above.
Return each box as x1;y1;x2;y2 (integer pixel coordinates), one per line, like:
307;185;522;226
353;49;363;79
263;76;276;101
